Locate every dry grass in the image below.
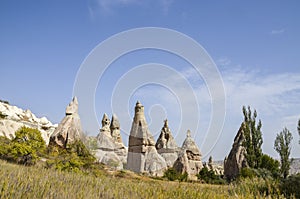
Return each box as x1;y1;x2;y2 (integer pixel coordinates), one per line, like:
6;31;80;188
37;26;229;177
0;160;285;199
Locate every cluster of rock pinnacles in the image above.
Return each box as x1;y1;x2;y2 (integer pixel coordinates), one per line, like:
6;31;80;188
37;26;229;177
49;97;203;178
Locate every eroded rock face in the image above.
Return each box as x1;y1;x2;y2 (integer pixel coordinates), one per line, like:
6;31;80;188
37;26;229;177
110;114;123;144
49;97;84;148
173;130;203;178
95;113;127;169
155;119;179;167
224;123;248;181
127;101;167;176
0;101;56;144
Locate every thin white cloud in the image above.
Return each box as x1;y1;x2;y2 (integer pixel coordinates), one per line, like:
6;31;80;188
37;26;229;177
270;28;285;35
88;0;174;16
216;57;231;67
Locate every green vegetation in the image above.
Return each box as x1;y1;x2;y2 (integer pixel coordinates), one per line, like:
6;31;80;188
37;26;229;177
280;173;300;198
274;127;293;179
46;140;96;173
0;159;291;199
259;154;280;178
163;168;188;182
0;113;299;198
242;106;263;169
0;126;46;165
197;167;226;185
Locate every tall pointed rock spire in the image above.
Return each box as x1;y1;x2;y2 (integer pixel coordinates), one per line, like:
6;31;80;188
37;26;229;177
127;101;167;176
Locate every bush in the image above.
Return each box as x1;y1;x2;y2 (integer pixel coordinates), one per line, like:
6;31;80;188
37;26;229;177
280;173;300;198
197;167;226;184
259;154;280;178
0;127;46;165
46;140;96;173
0;136;10;157
163;168;188;182
240;167;256;179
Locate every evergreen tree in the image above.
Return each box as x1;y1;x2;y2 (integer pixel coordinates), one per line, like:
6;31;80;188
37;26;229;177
242;106;263;168
274;127;293;179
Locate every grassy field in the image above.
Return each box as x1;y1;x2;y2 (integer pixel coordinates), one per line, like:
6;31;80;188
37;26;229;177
0;160;287;199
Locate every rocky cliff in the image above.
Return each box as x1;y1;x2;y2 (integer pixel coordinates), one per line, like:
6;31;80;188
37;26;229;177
0;101;56;144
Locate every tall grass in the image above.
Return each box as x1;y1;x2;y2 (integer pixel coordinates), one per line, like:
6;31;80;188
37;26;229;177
0;160;286;199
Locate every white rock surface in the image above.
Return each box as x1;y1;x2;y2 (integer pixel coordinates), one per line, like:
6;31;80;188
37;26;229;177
0;101;56;144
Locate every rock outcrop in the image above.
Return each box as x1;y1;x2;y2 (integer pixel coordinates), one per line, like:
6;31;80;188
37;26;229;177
224;123;248;180
155;119;179;167
127;101;167;176
203;156;224;175
94;113;127;170
110;114;123;144
0;101;56;144
173;130;203;179
49;97;84;148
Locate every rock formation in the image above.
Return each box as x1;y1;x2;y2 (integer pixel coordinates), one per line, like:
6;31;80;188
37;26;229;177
155;119;179;167
0;100;56;144
224;122;248;181
110;114;123;144
127;101;167;176
203;156;224;175
94;113;127;170
49;97;84;148
173;130;203;179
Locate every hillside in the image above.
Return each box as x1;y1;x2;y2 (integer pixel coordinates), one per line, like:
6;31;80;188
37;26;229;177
0;101;56;144
0;159;272;199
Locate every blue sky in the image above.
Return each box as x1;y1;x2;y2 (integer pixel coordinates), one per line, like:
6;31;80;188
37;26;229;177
1;1;300;160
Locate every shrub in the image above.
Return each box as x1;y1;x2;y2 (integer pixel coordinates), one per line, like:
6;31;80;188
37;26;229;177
163;168;188;182
46;140;96;173
197;167;226;184
240;167;256;179
0;136;10;157
0;127;46;165
259;154;280;178
280;173;300;198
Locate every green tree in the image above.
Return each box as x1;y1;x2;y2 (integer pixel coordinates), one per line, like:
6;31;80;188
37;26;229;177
3;126;46;165
274;127;293;179
259;154;280;178
242;106;263;168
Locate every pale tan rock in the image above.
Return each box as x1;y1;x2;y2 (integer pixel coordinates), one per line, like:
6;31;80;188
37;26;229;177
0;101;56;144
49;97;84;148
224;123;248;180
110;114;123;144
127;101;167;176
94;113;127;169
173;130;203;178
156;119;179;167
